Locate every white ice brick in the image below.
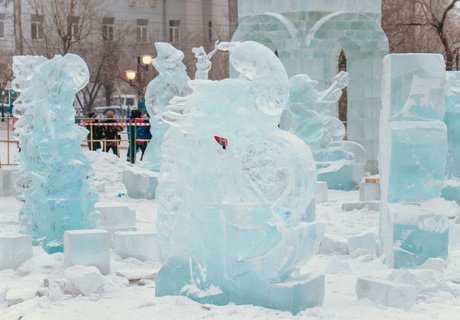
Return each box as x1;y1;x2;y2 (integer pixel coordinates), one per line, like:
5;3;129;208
356;277;417;310
315;181;328;203
64;230;110;275
0;167;19;197
359;180;381;201
0;233;33;270
95;202;136;228
122;167;158;200
101;226;137;248
114;231;163;262
347;232;379;256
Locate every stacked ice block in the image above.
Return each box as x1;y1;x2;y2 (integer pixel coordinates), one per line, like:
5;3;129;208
379;54;454;268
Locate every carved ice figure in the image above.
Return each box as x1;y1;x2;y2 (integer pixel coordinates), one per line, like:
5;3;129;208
12;54;98;253
281;71;365;190
141;43;192;172
380;54;457;268
155;41;324;314
192;40;219;80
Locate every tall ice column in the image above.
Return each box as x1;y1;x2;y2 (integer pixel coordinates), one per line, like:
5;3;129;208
379;54;457;268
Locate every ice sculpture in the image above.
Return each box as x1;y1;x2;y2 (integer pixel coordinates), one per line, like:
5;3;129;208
192;40;219;80
379;54;456;268
12;54;98;253
155;41;324;314
281;72;365;190
442;72;460;204
142;43;192;172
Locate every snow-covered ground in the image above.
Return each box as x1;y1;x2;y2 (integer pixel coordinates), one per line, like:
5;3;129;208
1;147;460;320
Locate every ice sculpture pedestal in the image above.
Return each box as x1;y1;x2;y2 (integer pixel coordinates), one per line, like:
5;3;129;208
0;167;18;197
156;266;324;314
122;167;158;200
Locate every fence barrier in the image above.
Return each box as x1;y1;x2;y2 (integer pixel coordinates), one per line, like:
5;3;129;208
0;117;151;167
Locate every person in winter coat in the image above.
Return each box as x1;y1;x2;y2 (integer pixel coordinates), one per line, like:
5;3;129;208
103;110;123;156
86;112;104;151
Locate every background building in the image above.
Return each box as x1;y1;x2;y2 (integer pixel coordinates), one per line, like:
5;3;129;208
0;0;237;111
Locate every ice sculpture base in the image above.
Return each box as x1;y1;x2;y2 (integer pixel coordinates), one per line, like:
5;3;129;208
0;167;18;197
95;202;136;228
122;167;158;200
381;201;454;269
156;263;324;314
317;162;365;191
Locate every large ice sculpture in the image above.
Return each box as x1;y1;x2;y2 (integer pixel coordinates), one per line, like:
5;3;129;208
12;54;98;253
155;41;324;314
280;72;365;190
379;54;455;268
142;43;192;172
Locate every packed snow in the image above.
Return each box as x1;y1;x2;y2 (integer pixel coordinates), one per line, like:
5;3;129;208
1;148;460;319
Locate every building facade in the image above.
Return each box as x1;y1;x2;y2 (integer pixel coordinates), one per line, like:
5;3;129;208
0;0;237;106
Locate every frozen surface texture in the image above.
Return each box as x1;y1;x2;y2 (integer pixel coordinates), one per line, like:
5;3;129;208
142;43;192;172
281;72;365;190
379;54;452;268
155;41;324;314
12;54;98;253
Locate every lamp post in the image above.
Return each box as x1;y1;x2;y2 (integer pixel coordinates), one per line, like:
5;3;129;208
124;54;153;98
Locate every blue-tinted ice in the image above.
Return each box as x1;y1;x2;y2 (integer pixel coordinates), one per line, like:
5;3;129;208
12;54;98;253
155;41;324;314
379;54;451;268
280;72;365;190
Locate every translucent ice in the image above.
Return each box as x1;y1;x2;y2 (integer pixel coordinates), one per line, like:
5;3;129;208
142;43;192;172
155;41;324;313
281;72;365;189
379;54;452;268
445;71;460;178
12;54;98;253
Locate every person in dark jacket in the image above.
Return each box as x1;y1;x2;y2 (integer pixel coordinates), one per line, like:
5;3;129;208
137;113;152;161
103;110;123;156
127;109;143;163
86;112;104;151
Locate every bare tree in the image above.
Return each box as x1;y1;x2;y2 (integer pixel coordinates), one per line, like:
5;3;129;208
382;0;460;70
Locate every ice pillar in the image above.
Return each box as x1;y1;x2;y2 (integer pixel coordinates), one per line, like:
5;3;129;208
379;54;453;268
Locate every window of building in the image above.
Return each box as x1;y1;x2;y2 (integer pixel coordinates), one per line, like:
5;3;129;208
136;19;148;42
102;17;114;41
208;21;212;42
31;15;44;40
169;19;180;43
70;16;79;41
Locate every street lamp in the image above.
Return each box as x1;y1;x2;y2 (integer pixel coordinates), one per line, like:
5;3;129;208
124;54;153;95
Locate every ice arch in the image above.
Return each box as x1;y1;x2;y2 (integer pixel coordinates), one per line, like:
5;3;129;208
231;13;300;76
306;12;389;173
